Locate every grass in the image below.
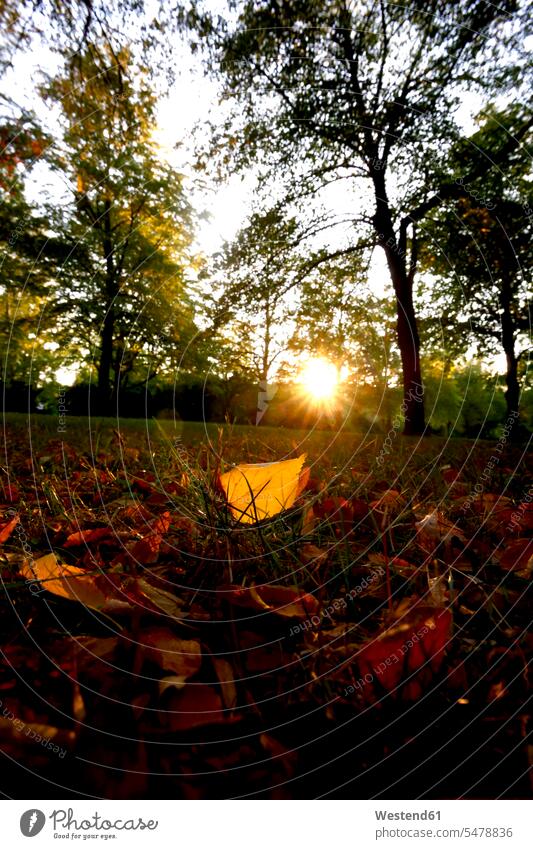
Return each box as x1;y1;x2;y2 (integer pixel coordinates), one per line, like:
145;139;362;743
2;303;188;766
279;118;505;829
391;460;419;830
0;412;531;799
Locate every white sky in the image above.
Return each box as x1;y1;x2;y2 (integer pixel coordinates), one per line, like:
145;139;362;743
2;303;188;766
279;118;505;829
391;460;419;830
6;22;526;382
9;32;492;266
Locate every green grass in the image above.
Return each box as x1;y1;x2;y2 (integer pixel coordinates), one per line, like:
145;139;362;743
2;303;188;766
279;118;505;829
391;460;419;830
0;412;531;798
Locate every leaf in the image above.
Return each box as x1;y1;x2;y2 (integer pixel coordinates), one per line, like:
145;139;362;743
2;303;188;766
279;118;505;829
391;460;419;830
356;606;452;701
441;466;461;483
163;684;227;731
497;538;533;572
140;626;201;680
129;535;162;564
220;583;319;620
132;578;190;621
19;553;130;612
416;509;466;544
0;514;19;543
212;658;237;710
64;527;114;547
128;511;171;564
370;489;404;512
219;455;306;524
0;718;76;751
300;543;328;567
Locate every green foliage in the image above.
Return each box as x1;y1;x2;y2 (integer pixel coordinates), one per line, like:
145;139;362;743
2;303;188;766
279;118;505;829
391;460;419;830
186;0;528;434
40;43;200;398
419;105;532;418
207;207;307;381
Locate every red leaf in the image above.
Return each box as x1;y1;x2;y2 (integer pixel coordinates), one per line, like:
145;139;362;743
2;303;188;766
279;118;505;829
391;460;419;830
497;539;533;571
442;468;461;483
128;512;171;564
219;583;319;620
0;514;19;543
129;535;163;565
64;527;114;548
355;607;452;701
164;684;228;731
351;497;370;521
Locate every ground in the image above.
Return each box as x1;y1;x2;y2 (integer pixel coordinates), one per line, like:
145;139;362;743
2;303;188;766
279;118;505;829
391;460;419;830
0;414;531;799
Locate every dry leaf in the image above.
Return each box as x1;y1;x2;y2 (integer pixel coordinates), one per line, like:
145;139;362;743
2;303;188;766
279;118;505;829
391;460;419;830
416;510;466;544
219;455;306;524
64;527;114;548
0;514;19;544
163;684;227;731
356;606;452;701
141;627;201;680
220;583;319;619
20;553;130;612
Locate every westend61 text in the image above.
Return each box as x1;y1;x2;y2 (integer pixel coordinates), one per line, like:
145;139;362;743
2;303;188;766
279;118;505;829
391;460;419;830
375;810;441;820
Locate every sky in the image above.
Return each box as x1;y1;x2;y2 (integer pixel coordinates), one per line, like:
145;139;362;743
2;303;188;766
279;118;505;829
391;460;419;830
5;14;527;383
8;26;489;264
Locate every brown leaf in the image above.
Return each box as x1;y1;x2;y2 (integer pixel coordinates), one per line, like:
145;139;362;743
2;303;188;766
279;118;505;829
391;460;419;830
64;527;114;547
20;553;131;612
212;658;237;710
220;583;319;620
0;514;19;543
356;606;452;701
300;543;328;567
131;578;190;622
497;538;533;572
163;684;227;731
140;627;201;680
416;510;466;544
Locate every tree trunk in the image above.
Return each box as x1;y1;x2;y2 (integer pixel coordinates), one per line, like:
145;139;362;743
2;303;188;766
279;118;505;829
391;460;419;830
500;274;520;422
97;309;115;403
372;175;426;435
96;199;117;413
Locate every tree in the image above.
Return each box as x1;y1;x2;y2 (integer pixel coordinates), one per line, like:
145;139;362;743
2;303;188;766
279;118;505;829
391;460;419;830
41;43;198;409
290;255;400;385
420;107;532;423
0;106;70;398
209;208;304;384
185;0;528;433
0;0;177;76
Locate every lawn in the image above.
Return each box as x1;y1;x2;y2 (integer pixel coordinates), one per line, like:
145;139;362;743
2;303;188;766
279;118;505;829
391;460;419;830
0;413;531;798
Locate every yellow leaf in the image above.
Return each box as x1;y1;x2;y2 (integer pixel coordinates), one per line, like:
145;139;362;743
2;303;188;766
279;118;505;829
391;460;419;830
20;553;128;612
219;455;306;524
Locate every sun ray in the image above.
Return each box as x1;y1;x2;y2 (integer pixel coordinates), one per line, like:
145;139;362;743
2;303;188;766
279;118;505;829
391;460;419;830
300;358;338;402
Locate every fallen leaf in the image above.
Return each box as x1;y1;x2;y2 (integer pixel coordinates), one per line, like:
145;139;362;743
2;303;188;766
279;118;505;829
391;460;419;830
356;606;452;701
0;514;19;543
219;455;306;524
300;543;328;567
370;489;404;512
128;511;171;564
220;583;319;619
64;527;114;547
19;553;130;612
212;658;237;710
131;578;189;621
163;684;227;731
497;538;533;572
140;626;201;680
416;510;466;545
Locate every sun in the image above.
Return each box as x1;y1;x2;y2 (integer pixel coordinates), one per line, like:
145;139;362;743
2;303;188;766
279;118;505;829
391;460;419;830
300;357;338;401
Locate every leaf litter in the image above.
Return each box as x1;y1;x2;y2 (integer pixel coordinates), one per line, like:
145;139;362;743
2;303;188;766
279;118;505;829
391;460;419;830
0;419;531;798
